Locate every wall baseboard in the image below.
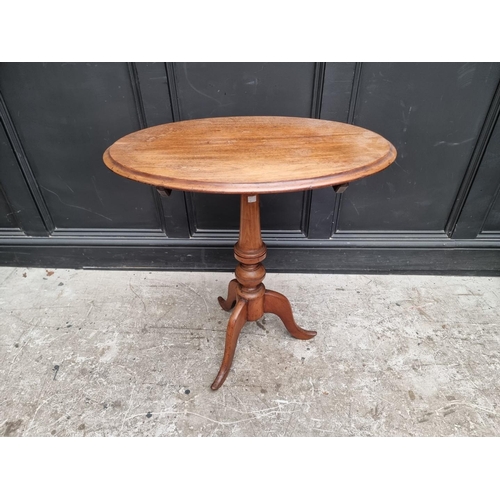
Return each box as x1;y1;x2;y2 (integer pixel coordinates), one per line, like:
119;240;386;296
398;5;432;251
1;242;499;276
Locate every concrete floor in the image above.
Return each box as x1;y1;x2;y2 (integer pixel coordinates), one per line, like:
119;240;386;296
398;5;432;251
0;266;499;437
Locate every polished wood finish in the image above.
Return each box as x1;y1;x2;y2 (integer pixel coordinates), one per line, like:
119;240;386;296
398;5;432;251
102;116;397;390
103;116;396;194
211;299;248;390
217;279;238;312
211;194;316;390
264;290;316;340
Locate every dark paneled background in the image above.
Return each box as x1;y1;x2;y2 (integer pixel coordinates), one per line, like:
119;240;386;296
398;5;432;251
1;63;499;274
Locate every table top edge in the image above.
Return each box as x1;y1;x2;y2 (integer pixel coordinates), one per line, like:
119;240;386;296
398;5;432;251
103;144;397;194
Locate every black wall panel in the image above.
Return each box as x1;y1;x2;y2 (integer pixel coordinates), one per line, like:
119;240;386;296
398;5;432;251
172;62;318;236
190;192;307;232
484;194;500;233
0;189;16;228
338;63;500;232
0;62;499;274
320;62;356;123
0;114;48;235
175;62;316;119
0;63;160;230
453;107;500;237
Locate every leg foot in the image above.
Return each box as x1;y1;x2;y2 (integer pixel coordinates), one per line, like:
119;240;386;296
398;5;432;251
218;279;238;312
211;299;248;390
264;289;316;340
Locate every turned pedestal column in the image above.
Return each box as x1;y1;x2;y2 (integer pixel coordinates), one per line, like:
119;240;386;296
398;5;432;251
212;194;316;390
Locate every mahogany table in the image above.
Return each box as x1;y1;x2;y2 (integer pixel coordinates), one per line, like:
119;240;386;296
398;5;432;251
103;116;396;390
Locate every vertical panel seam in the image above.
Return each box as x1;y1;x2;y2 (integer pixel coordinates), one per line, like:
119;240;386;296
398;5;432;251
347;62;363;125
165;63;181;123
165;63;192;235
127;63;148;129
304;63;326;237
445;78;500;238
165;62;196;235
332;62;363;236
128;63;167;235
311;62;326;119
0;90;54;233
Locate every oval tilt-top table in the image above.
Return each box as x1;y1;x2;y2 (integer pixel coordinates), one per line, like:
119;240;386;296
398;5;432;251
103;116;396;390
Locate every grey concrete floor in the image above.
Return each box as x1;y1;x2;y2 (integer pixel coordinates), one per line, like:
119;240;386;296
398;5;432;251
0;267;499;437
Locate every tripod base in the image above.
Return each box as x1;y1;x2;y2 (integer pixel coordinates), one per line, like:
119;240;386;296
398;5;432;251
211;194;316;390
212;286;316;390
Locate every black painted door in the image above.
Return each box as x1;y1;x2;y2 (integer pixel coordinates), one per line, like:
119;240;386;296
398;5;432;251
1;63;499;274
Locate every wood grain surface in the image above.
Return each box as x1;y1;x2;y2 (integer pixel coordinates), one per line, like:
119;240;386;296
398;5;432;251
103;116;396;194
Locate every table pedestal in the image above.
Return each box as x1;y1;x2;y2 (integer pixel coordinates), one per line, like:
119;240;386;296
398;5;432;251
211;194;316;390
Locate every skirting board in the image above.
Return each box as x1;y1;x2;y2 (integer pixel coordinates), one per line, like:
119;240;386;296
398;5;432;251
0;243;499;276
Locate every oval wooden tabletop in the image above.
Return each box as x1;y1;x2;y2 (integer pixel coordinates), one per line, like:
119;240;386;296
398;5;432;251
103;116;396;194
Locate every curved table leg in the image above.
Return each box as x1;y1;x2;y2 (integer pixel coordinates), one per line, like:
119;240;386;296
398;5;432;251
264;289;316;340
211;299;248;390
217;279;238;312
